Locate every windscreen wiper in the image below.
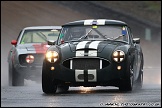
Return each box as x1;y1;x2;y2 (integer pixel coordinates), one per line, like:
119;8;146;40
113;34;124;40
77;29;92;41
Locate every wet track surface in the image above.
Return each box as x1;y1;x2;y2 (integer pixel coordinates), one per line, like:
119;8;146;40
1;67;161;107
1;84;161;107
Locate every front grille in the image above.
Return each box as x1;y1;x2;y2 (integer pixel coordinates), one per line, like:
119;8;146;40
73;58;100;70
63;58;110;70
19;54;44;66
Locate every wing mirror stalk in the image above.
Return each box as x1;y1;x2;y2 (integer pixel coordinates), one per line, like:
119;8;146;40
47;40;56;45
133;38;140;44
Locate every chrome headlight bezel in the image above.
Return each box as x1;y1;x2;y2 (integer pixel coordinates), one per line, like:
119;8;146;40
112;50;125;63
45;51;59;63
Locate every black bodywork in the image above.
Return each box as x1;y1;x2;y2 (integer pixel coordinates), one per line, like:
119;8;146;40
42;19;144;93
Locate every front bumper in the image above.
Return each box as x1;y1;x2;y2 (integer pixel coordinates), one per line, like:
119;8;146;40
44;57;129;86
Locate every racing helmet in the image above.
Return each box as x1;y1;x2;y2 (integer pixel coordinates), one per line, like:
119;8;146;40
70;27;85;38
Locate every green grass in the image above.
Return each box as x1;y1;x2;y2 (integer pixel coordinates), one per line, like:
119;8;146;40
96;1;161;24
144;1;161;11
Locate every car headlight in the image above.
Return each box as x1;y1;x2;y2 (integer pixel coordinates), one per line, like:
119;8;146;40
112;50;125;62
26;55;34;63
46;51;59;63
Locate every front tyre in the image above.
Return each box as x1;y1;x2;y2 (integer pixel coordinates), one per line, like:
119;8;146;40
11;64;24;86
8;63;12;86
119;76;133;92
119;56;133;92
135;63;143;89
57;85;69;93
134;52;144;90
42;61;57;94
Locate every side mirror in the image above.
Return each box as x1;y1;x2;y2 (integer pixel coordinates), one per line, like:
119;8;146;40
11;40;17;46
47;40;56;45
133;38;140;44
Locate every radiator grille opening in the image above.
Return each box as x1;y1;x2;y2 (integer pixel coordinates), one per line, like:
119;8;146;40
63;59;70;69
62;58;110;70
102;59;110;68
72;58;100;70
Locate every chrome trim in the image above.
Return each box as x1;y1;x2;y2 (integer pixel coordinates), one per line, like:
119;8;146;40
62;57;111;65
70;59;72;69
100;59;102;69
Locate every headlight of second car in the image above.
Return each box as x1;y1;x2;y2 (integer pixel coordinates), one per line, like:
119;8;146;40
46;51;59;63
26;55;34;63
112;50;125;63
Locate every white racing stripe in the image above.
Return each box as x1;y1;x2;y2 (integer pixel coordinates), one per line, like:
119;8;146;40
97;19;106;25
84;19;106;25
88;41;101;56
76;41;89;56
75;70;84;82
88;69;97;82
76;41;89;50
84;19;94;25
76;50;84;56
89;41;101;49
88;50;97;56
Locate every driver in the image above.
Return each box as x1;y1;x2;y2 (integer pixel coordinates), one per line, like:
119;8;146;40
69;27;86;40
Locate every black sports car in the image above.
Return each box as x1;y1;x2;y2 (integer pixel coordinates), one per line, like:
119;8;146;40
42;19;144;93
8;26;61;86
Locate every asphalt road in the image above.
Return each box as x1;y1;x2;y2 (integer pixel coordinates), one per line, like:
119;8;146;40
1;84;161;107
1;68;161;107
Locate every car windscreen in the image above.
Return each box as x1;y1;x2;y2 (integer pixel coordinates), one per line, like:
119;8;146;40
58;25;129;43
20;29;60;44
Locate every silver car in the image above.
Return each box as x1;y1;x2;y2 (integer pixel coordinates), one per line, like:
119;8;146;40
8;26;61;86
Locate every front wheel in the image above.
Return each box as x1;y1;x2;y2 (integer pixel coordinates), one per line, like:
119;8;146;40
10;64;24;86
8;63;12;86
135;65;143;89
119;74;133;92
42;62;57;94
119;57;133;92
